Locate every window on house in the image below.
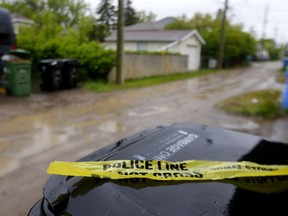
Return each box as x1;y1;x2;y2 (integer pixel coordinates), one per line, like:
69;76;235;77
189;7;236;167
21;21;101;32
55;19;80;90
138;42;147;51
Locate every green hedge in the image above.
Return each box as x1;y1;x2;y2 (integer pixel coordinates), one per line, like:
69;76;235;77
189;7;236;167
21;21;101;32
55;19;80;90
17;26;115;81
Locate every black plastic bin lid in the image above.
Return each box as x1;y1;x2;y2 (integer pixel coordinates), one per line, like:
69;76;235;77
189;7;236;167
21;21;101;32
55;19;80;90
8;49;31;59
39;59;77;64
39;59;63;65
38;59;78;69
28;123;288;216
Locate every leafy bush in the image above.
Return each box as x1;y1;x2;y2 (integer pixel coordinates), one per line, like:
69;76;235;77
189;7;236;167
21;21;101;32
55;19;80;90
17;24;115;81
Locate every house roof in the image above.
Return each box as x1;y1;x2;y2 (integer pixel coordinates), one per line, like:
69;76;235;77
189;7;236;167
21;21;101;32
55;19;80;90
105;17;205;46
125;22;163;31
105;30;206;45
11;13;34;25
125;17;176;32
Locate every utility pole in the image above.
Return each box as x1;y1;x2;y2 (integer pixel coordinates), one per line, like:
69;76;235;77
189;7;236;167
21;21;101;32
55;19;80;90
273;26;278;44
261;5;269;51
261;5;269;42
116;0;124;84
217;0;228;69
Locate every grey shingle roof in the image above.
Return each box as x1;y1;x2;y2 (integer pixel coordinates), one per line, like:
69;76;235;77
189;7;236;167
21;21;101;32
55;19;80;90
125;17;176;32
125;22;163;31
11;13;34;24
105;30;194;42
104;17;205;45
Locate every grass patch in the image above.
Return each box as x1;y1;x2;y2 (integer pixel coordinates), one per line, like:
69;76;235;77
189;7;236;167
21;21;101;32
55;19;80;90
276;68;286;83
216;89;284;119
276;73;286;83
84;69;221;92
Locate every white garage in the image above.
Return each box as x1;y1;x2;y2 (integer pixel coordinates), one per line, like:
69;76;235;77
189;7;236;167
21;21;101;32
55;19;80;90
104;18;206;71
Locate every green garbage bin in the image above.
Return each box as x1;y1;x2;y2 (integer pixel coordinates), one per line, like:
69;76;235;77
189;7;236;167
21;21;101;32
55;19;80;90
3;49;32;96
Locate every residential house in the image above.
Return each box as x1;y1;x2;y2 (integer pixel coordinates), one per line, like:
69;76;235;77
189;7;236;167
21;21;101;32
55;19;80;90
103;17;205;71
255;43;270;61
10;13;34;35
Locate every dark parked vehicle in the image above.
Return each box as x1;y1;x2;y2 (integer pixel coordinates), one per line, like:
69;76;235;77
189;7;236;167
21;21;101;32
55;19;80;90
0;7;16;57
28;122;288;216
0;7;16;80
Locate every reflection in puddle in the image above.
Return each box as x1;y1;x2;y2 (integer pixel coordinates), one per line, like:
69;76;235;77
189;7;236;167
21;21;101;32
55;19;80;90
0;114;81;176
0;140;9;152
221;120;259;131
98;119;125;133
0;105;128;176
57;127;79;143
0;156;19;178
128;105;173;117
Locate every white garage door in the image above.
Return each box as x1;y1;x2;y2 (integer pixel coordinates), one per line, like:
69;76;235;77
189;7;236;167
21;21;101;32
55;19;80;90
186;45;200;71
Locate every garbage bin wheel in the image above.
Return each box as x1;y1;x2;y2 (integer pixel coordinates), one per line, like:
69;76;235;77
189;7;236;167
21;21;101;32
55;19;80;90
51;70;61;91
0;70;3;80
6;87;11;95
52;78;60;91
68;76;77;89
73;78;77;88
40;84;45;92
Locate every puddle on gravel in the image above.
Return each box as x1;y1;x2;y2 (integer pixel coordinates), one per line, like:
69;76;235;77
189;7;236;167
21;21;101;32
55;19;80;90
0;62;286;178
98;119;126;133
221;120;259;131
0;105;127;177
0;156;20;178
127;105;173;117
0;140;9;152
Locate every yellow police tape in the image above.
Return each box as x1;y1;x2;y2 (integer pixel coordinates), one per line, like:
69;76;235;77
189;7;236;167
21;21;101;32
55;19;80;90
47;160;288;193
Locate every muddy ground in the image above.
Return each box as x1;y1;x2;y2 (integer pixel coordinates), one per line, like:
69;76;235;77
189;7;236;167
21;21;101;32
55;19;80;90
0;61;287;215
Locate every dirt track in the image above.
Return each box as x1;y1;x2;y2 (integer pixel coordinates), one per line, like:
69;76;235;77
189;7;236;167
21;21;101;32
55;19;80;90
0;61;287;215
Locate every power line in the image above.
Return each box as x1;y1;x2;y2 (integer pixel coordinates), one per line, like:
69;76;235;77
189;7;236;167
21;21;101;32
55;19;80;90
232;1;288;13
212;0;224;5
238;0;264;21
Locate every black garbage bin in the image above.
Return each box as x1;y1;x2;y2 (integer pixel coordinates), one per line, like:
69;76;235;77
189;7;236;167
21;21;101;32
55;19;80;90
28;122;288;216
38;59;78;92
60;59;78;89
38;59;63;91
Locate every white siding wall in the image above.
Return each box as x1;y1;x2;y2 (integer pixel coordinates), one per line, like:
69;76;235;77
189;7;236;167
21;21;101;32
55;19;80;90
166;44;180;53
103;42;117;50
180;36;202;70
146;42;168;51
103;42;169;52
103;34;203;71
12;22;33;34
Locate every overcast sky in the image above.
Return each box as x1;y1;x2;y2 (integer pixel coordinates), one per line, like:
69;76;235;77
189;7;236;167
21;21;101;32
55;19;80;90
86;0;288;44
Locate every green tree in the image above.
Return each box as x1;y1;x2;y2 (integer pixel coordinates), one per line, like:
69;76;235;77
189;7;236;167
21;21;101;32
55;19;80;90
136;10;156;22
124;0;138;26
0;0;87;28
165;13;215;32
85;16;110;42
0;0;44;19
165;12;256;67
261;39;281;60
96;0;116;30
